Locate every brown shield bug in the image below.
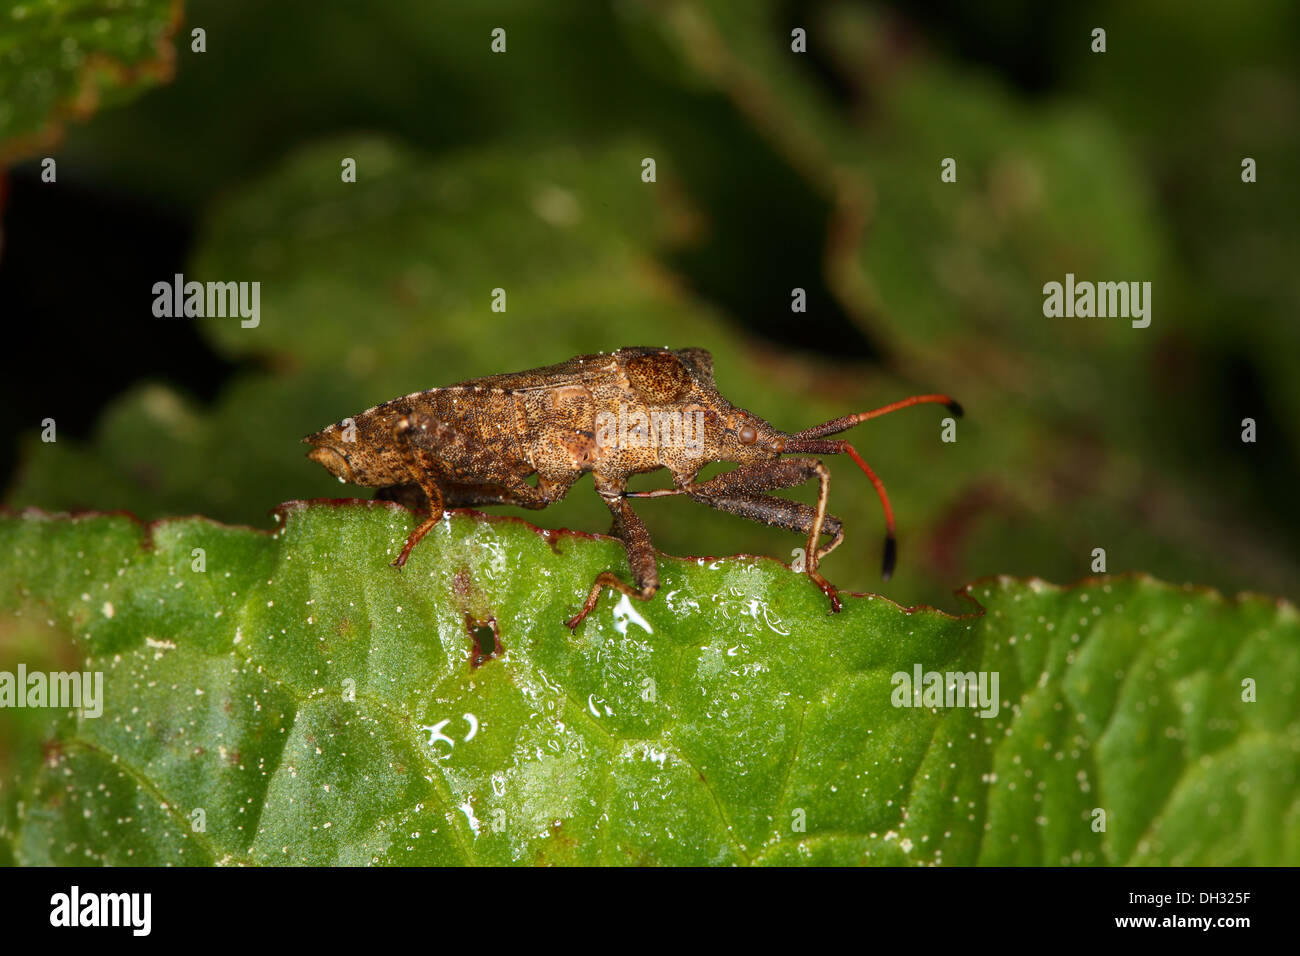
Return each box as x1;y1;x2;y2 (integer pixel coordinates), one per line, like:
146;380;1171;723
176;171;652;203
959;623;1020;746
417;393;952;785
303;347;960;628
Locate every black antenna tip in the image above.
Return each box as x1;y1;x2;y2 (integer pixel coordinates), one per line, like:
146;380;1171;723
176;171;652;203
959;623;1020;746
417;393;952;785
947;400;964;418
882;535;897;580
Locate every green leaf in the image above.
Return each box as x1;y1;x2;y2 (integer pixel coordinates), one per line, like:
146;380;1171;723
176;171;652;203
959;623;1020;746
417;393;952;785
1;505;1296;865
0;0;181;163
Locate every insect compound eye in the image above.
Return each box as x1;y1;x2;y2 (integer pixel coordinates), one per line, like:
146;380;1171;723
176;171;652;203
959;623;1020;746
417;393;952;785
738;424;758;445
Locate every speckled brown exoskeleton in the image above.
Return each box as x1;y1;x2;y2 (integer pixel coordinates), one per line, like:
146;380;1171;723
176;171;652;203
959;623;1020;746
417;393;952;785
303;347;960;628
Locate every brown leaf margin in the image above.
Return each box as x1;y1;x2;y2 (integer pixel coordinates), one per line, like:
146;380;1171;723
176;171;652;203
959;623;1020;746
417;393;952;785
0;0;186;167
4;500;1295;623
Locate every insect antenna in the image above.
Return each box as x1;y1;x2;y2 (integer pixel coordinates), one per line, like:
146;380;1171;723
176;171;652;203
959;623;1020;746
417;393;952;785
792;393;962;440
782;394;961;579
781;436;897;578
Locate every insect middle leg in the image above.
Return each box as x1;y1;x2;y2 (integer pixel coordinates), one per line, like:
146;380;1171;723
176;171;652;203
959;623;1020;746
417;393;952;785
567;481;659;631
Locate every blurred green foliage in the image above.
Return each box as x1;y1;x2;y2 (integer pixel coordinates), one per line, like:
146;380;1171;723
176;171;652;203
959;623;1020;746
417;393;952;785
3;0;1298;613
0;0;178;162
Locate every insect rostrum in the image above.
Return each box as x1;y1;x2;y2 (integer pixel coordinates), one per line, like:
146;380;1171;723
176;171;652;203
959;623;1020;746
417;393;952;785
303;347;961;628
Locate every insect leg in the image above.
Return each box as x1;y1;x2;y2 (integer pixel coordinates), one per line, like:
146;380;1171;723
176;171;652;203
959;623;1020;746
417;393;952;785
392;485;445;568
683;459;844;611
683;490;844;561
387;413;455;568
374;483;430;512
386;413;574;565
566;489;659;630
439;478;571;509
375;480;552;528
382;473;578;513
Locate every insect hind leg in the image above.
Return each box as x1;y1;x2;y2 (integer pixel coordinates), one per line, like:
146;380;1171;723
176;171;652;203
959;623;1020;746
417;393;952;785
386;411;578;568
386;413;459;568
375;483;430;512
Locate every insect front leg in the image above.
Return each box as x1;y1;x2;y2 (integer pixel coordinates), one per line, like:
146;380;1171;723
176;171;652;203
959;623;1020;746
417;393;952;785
566;482;659;631
677;459;845;612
